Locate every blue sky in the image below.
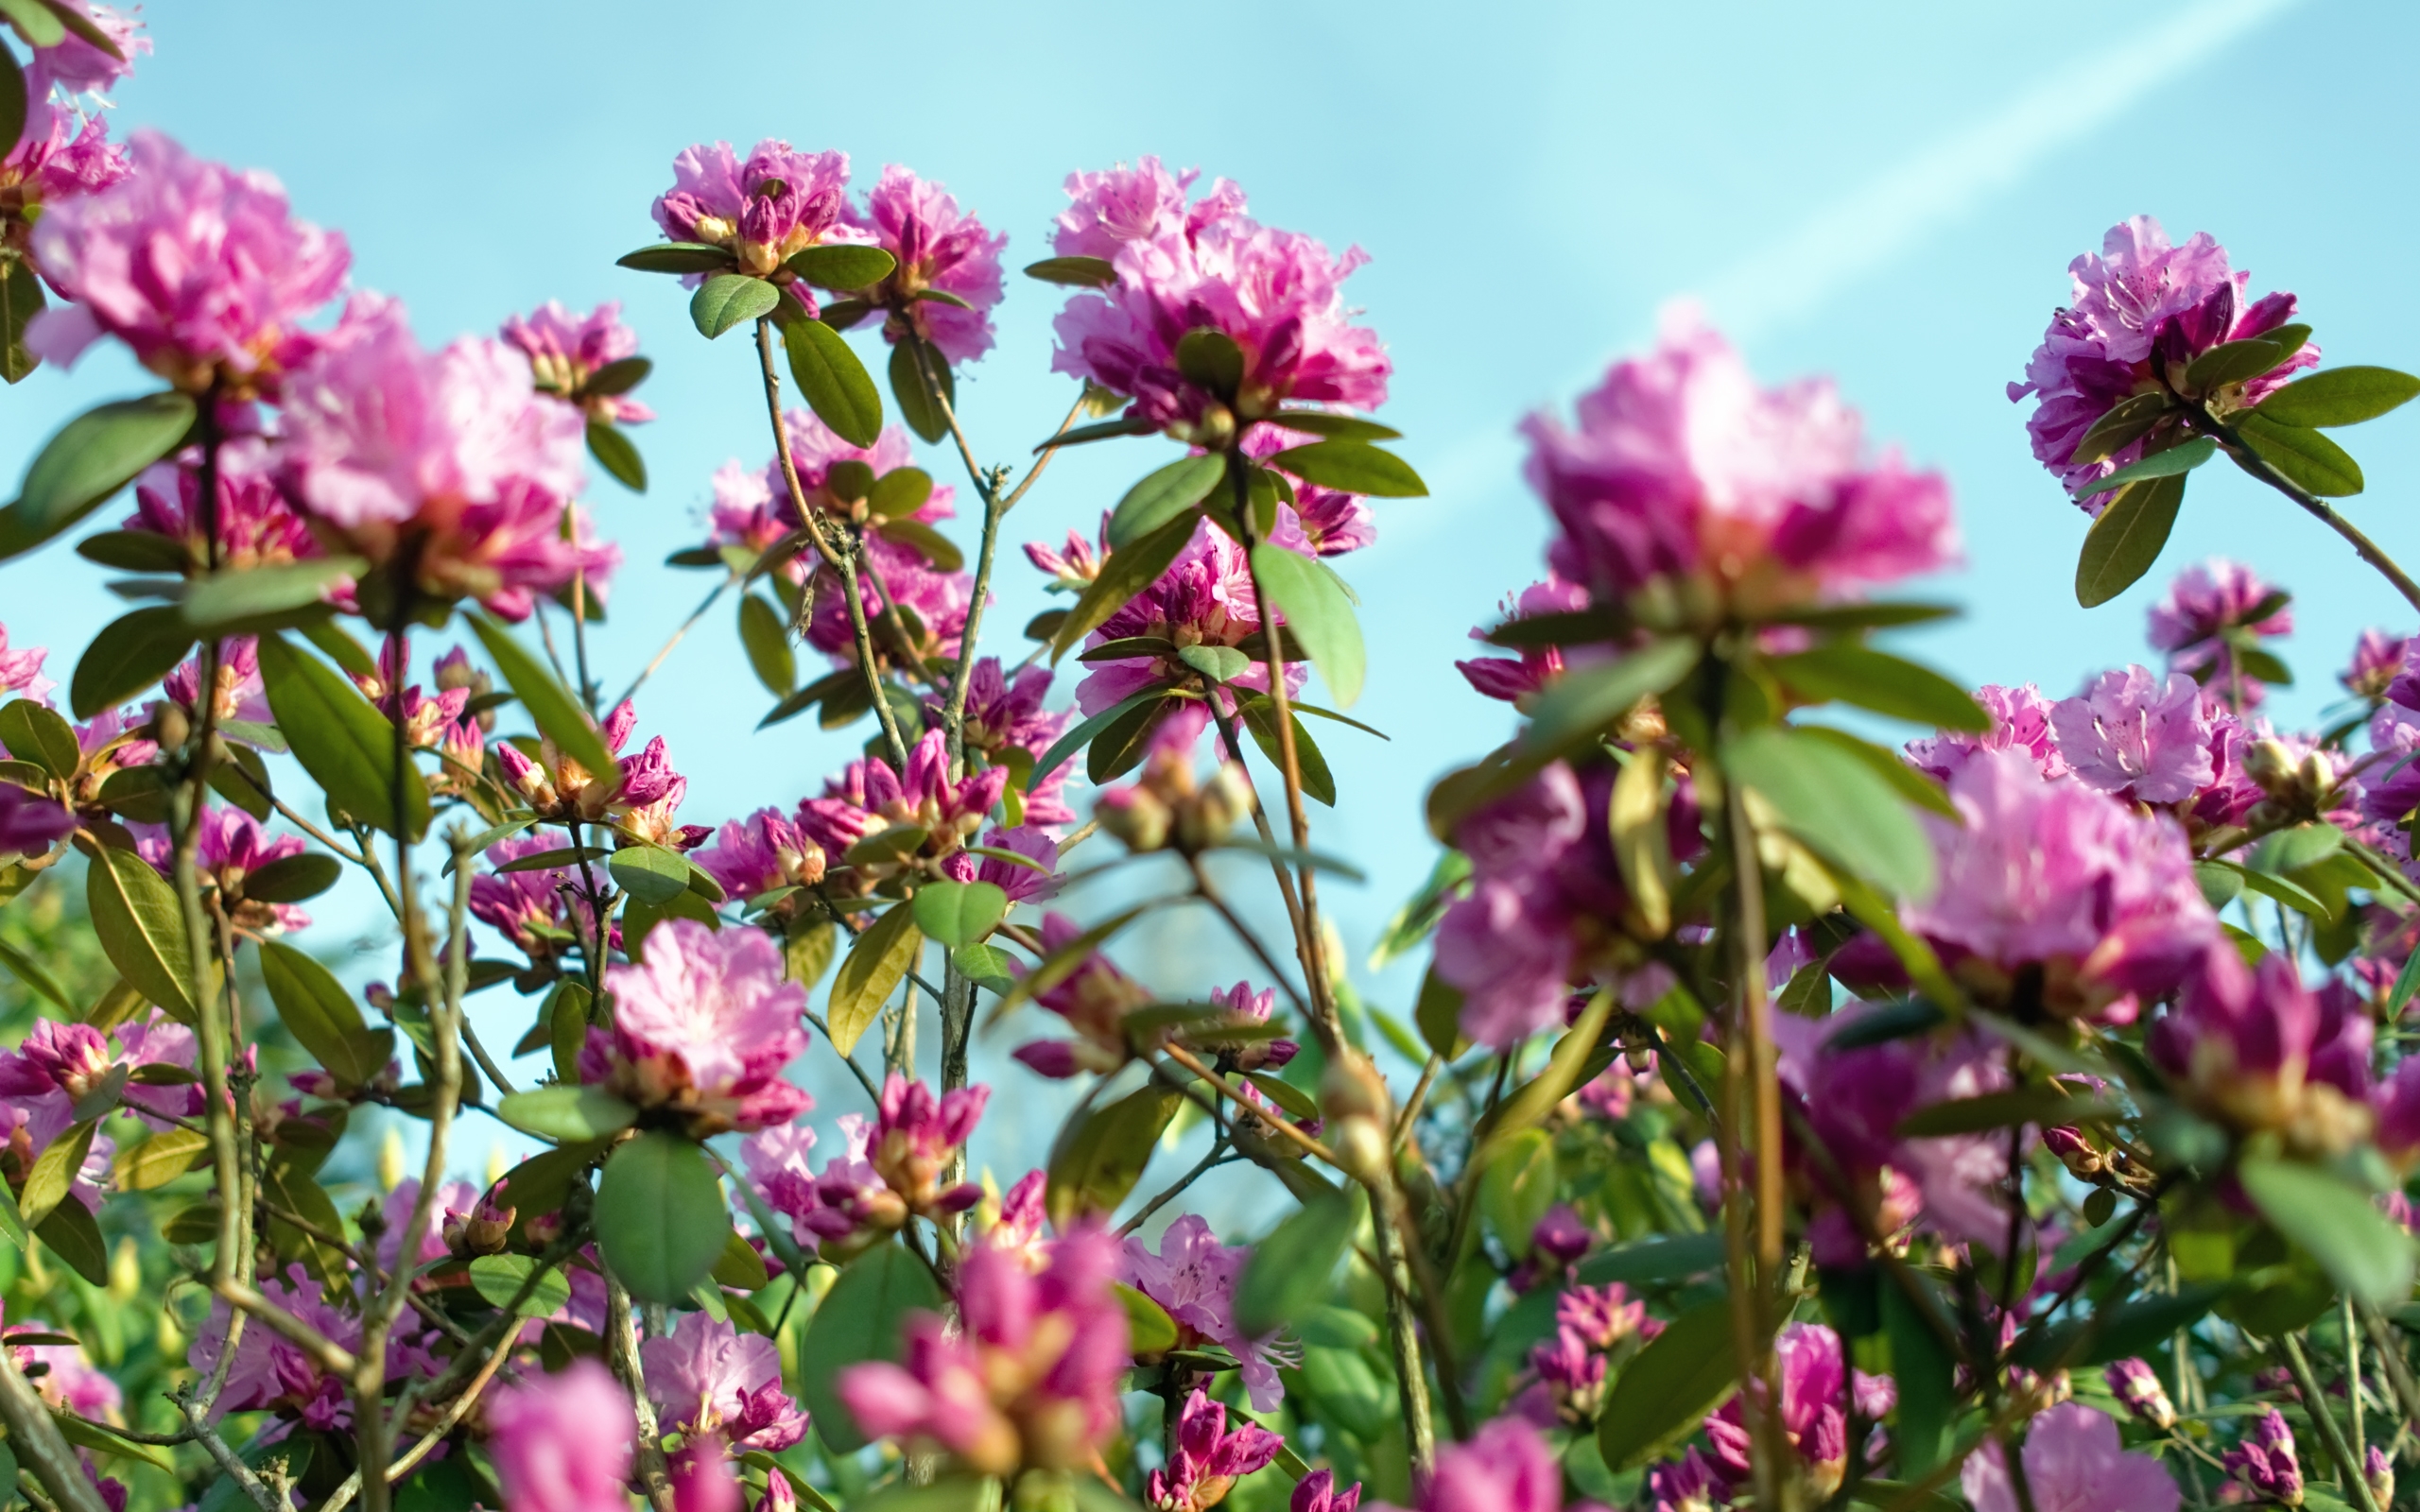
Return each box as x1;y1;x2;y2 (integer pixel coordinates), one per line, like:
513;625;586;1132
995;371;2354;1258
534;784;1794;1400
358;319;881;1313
6;0;2417;1189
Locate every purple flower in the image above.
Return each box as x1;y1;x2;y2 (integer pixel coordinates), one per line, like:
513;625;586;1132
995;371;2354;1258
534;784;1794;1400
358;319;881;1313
2106;1358;2177;1431
2012;215;2312;502
1011;912;1154;1078
1;91;128;246
1240;424;1375;557
2343;628;2409;701
1075;518;1302;716
0;783;75;859
1647;1450;1722;1512
2048;666;2215;804
1901;748;2216;1022
485;1358;636;1512
1705;1324;1869;1501
1049;161;1390;441
652;140;858;283
126;439;324;576
2150;948;2375;1154
799;730;1008;885
1530;311;1956;619
869;1073;988;1221
1964;1402;2178;1512
1025;518;1105;593
188;1264;430;1430
2376;1057;2420;1170
1367;1416;1584;1512
2148;559;2291;708
693;807;828;902
132;807;313;934
0;623;54;704
5;1314;120;1419
1146;1387;1283;1512
1457;577;1589;707
502;301;654;424
638;1311;808;1452
21;4;147;99
840;165;1008;366
471;833;605;970
2222;1408;2303;1507
27;131;349;395
1905;683;2067;783
1290;1470;1361;1512
582;918;810;1136
1123;1214;1298;1412
974;824;1062;906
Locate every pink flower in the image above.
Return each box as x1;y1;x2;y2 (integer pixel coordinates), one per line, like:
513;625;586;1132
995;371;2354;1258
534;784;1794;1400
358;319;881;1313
188;1264;429;1430
132;806;312;934
693;807;828;902
1122;1214;1298;1412
1529;311;1956;619
2221;1408;2302;1507
803;531;971;674
2149;949;2374;1154
1457;577;1589;706
28;131;350;394
1964;1402;2178;1512
2375;1057;2420;1169
652;140;857;284
22;5;147;99
1025;519;1105;593
838;1225;1130;1475
974;824;1062;907
0;784;75;858
1;94;128;238
127;438;324;576
486;1358;637;1512
2012;216;2312;502
1239;424;1375;558
868;1073;988;1220
6;1315;120;1418
377;1177;477;1274
840;165;1008;366
1706;1324;1870;1501
2105;1358;2176;1431
1647;1450;1722;1512
1369;1417;1589;1512
1049;161;1390;440
583;918;811;1136
947;660;1076;831
1147;1387;1284;1512
1290;1470;1362;1512
471;833;605;969
2344;629;2408;700
0;623;54;704
1010;911;1153;1079
1902;748;2216;1019
1904;683;2068;783
737;1121;844;1256
639;1311;808;1452
798;729;1007;882
1075;518;1301;716
2147;559;2291;708
502;301;654;424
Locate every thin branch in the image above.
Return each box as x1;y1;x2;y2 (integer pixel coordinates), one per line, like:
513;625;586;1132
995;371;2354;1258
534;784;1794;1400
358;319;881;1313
1118;1141;1235;1237
2187;406;2420;614
614;574;735;710
1158;1043;1340;1168
0;1348;109;1512
2278;1332;2385;1512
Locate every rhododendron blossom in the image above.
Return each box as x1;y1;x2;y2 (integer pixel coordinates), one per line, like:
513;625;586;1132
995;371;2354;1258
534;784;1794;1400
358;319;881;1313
1963;1403;2177;1512
502;300;655;423
2147;558;2290;707
640;1312;809;1452
652;139;860;284
584;918;810;1136
1122;1214;1296;1411
841;165;1008;366
486;1359;636;1512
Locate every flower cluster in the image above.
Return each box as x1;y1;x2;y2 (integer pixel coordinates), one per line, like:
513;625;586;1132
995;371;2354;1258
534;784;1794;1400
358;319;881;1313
582;918;811;1136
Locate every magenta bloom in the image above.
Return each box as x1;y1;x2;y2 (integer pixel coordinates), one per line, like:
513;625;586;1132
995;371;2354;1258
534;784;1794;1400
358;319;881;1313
1025;518;1105;593
1050;161;1390;439
189;1263;431;1431
1290;1470;1362;1512
129;438;323;575
471;833;608;970
5;1316;120;1419
799;729;1008;877
841;165;1008;366
1647;1450;1722;1512
0;1010;200;1159
838;1225;1129;1475
0;623;53;704
1122;1214;1297;1412
486;1359;637;1512
1901;748;2216;1020
583;918;810;1136
1529;312;1956;619
1368;1417;1587;1512
869;1073;988;1220
1457;576;1589;706
502;301;654;423
652;140;856;283
1962;1403;2177;1512
0;783;75;859
947;659;1076;830
28;131;350;394
1076;518;1304;717
2375;1057;2420;1170
1904;683;2068;783
21;5;147;99
2345;629;2409;700
132;807;313;934
693;807;828;902
2106;1358;2177;1430
1240;423;1375;558
973;824;1062;906
2221;1408;2302;1507
2147;559;2291;708
1705;1323;1866;1500
1009;911;1153;1079
2012;215;2313;501
1147;1388;1284;1512
2149;949;2374;1153
638;1311;808;1453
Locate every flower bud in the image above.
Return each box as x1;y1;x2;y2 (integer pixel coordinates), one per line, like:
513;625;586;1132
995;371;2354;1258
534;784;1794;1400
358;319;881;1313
1320;1055;1393;1185
2105;1357;2176;1431
1097;785;1171;853
2243;737;2299;798
148;701;190;756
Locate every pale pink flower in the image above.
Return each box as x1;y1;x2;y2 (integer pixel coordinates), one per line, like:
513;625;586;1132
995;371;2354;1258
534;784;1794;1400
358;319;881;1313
486;1358;636;1512
502;301;654;424
1123;1214;1297;1412
376;1177;477;1275
28;131;349;394
583;918;810;1136
2012;216;2312;501
1052;159;1242;265
841;165;1007;366
1529;311;1956;618
6;1316;120;1418
22;5;147;98
0;623;54;704
1025;518;1105;593
797;729;1007;880
639;1311;808;1452
1647;1450;1722;1512
1964;1402;2178;1512
652;140;858;284
188;1264;429;1430
1904;683;2067;783
1457;577;1589;706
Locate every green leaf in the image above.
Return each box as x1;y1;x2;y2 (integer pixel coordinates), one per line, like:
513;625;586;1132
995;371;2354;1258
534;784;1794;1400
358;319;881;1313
114;1126;209;1191
2014;1285;2226;1372
0;698;78;779
1035;416;1158;452
1239;698;1336;806
1086;694;1171;783
953;941;1015;991
259;941;394;1087
1023;256;1118;287
1115;1282;1180;1356
889;337;954;445
1046;1083;1184;1227
2237;412;2364;497
586;417;647;492
911;881;1007;950
1768;644;1989;730
1574;1233;1726;1286
1882;1278;1952;1476
19;1118;95;1226
0;0;63;45
466;612;615;785
87;844;200;1020
1480;1128;1559;1258
1264;411;1402;442
2073;473;2185;608
244;851;343;903
496;1084;640;1143
35;1197;108;1284
76;529;190;573
787;244;896;289
2254;821;2344;875
826;905;924;1057
1250;545;1365;708
2080;437;2217;498
2238;1154;2414;1306
2067;391;2172;466
783;317;883;448
1725;725;1935;900
181;558;363;633
0;937;73;1012
799;1242;947;1453
301;619;378;679
1177;644;1252;683
690;274;782;339
1173;329;1245;395
874;517;963;573
1895;1087;2118;1139
2;254;44;386
1793;726;1957;818
1236;1189;1357;1337
256;633;430;840
1049;507;1201;663
616;242;736;274
594;1132;734;1305
1597;1297;1742;1471
1109;455;1226;549
2182;337;2284;391
67;605;193;721
2256;366;2420;428
1267;440;1427;498
609;844;693;906
585;356;651;397
0;391;195;561
867;468;934;520
469;1254;573;1316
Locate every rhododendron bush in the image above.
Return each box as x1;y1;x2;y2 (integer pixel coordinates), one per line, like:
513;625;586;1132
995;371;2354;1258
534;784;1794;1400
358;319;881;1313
17;17;2420;1512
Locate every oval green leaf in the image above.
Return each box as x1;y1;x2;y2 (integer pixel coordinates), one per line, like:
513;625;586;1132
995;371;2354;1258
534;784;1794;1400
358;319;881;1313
617;242;737;275
1109;455;1226;549
2238;1154;2414;1306
608;844;693;906
1048;508;1201;663
1724;724;1935;900
2237;413;2364;497
690;274;782;339
798;1241;947;1453
87;844;200;1020
1267;440;1428;498
496;1084;640;1143
1248;545;1365;709
826;904;925;1057
2079;437;2215;499
785;317;884;448
0;392;196;562
1767;644;1990;730
1023;256;1118;288
181;558;363;633
787;244;897;291
594;1131;734;1305
255;632;430;840
1596;1297;1741;1471
469;1253;574;1316
586;417;648;492
2256;365;2420;428
910;881;1007;951
1235;1189;1356;1338
68;605;194;722
2073;472;2185;608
